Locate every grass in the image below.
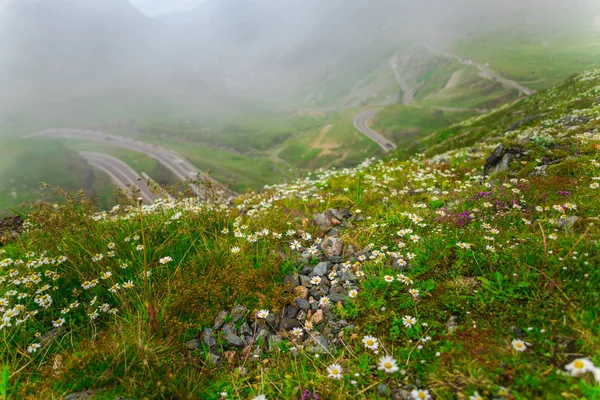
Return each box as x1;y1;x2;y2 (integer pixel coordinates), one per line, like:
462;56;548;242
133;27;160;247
1;66;599;399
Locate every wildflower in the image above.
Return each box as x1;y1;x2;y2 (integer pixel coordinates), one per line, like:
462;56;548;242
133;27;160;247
409;288;419;298
159;256;173;264
511;339;527;351
101;271;112;280
136;245;145;251
291;327;303;337
410;389;432;400
310;276;322;285
256;309;269;319
307;246;319;256
107;242;115;249
565;358;594;376
122;280;135;289
109;283;121;293
91;253;103;262
328;271;337;280
591;182;599;189
378;355;399;373
304;321;313;330
402;315;416;328
290;240;302;251
27;343;41;353
327;363;343;379
348;289;358;298
362;335;379;351
548;233;558;240
470;392;483;400
252;396;266;400
231;247;240;254
319;297;330;307
456;242;472;250
384;275;394;283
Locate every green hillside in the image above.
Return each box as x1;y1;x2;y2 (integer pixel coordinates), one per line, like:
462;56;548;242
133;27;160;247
1;67;599;399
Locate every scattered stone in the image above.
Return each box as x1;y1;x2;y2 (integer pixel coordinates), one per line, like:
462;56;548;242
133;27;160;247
256;329;270;347
313;213;333;232
207;352;220;365
238;322;253;337
268;335;282;351
64;390;101;400
0;215;23;246
39;327;67;346
213;310;228;330
203;328;216;347
329;293;348;303
186;338;202;350
310;262;329;277
321;235;342;258
306;334;329;353
447;315;458;333
483;144;525;175
230;304;248;324
310;309;324;325
284;304;299;319
283;273;299;288
294;285;309;299
557;115;590;126
265;312;277;327
377;383;390;396
222;323;245;348
299;274;312;287
505;114;544;132
295;297;310;311
299;265;313;275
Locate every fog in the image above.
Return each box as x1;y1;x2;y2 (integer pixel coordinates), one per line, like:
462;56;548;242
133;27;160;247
0;0;597;131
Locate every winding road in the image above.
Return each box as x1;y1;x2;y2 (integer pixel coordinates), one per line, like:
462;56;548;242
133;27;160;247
80;152;155;204
354;44;535;152
27;129;234;199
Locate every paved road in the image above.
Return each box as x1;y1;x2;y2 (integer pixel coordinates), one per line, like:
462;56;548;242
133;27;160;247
27;129;234;199
353;109;397;152
80;152;155;204
390;55;415;105
422;44;536;96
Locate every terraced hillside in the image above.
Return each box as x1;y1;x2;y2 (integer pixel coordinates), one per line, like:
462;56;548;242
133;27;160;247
0;68;599;399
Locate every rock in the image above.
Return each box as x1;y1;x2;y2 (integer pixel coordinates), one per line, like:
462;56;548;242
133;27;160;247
222;323;245;348
329;293;348;303
295;297;310;311
496;153;513;173
329;285;347;296
299;274;312;287
483;144;505;174
238;322;253;337
203;328;216;347
283;273;299;288
294;285;309;299
310;262;330;277
310;309;324;325
329;208;350;221
284;304;299;319
447;316;458;333
213;310;229;330
392;389;412;400
313;213;333;232
299;265;313;275
377;383;390;396
256;329;270;348
557;115;590;126
483;144;524;175
64;390;101;400
268;335;282;350
207;352;220;365
230;304;248;324
310;301;319;312
321;236;342;258
0;215;24;246
281;317;302;331
328;256;343;263
265;312;277;327
39;327;67;346
306;335;329;353
505;114;544;132
558;216;579;231
186;338;202;350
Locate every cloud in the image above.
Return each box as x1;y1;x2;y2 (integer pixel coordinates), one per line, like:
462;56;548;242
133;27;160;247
129;0;205;16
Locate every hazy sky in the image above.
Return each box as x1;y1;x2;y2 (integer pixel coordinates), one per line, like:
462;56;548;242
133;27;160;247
129;0;206;16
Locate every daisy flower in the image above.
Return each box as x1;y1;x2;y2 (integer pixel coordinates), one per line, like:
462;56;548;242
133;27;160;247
327;363;343;379
410;389;432;400
469;392;483;400
402;315;417;328
122;280;135;289
159;256;173;264
378;355;399;373
565;358;595;376
348;289;358;298
291;327;303;337
231;247;240;254
27;343;41;353
310;276;322;285
319;297;330;307
384;275;394;283
256;309;269;319
511;339;527;352
362;335;379;351
456;242;472;250
252;396;266;400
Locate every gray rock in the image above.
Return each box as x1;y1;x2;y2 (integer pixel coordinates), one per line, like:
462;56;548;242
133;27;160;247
208;352;220;365
203;328;216;347
222;323;245;348
393;389;412;400
231;304;248;324
213;310;229;330
310;301;319;312
313;213;333;232
284;305;298;319
329;285;347;296
64;390;100;400
299;274;312;287
447;315;458;333
557;115;590;126
238;322;253;337
186;338;202;350
339;270;358;282
321;236;342;258
268;335;282;351
299;265;313;275
310;262;330;277
328;256;342;263
377;383;390;396
283;273;299;288
281;317;302;331
39;326;67;346
295;298;310;311
329;208;350;221
256;329;270;348
558;216;579;231
329;293;348;303
265;312;277;327
306;335;329;353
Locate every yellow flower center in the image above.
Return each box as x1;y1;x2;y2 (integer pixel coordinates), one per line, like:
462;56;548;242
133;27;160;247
419;393;426;399
332;369;338;374
367;340;373;345
385;362;392;368
574;360;584;369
